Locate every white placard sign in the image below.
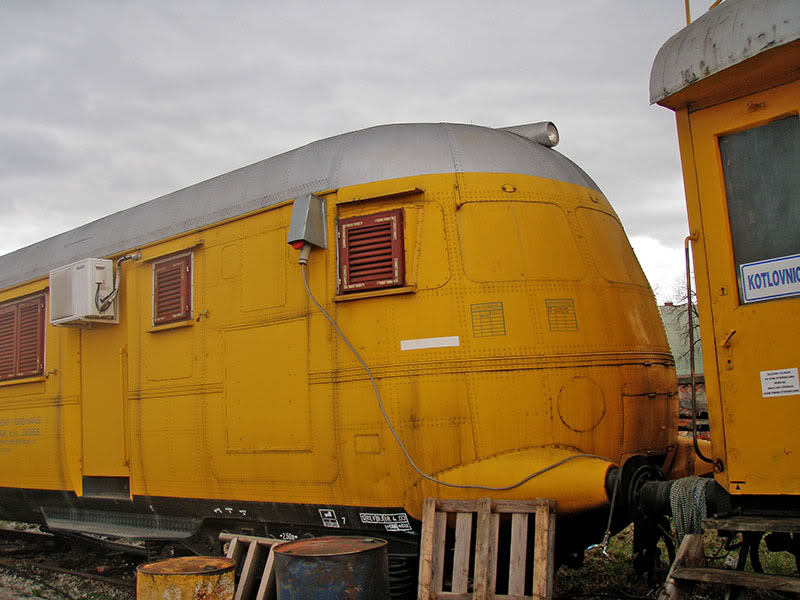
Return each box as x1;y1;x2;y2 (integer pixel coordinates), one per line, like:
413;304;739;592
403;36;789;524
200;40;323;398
400;336;459;351
760;368;800;398
740;253;800;303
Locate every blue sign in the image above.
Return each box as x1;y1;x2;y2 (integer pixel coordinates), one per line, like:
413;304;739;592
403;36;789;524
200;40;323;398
740;253;800;303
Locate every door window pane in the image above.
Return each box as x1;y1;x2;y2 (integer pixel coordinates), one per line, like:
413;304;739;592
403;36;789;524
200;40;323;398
719;115;800;303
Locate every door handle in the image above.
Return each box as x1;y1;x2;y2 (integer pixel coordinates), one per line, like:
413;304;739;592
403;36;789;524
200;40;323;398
721;330;736;370
722;329;736;348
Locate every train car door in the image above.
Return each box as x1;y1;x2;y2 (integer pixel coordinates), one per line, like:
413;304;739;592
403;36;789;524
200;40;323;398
687;81;800;496
78;319;130;495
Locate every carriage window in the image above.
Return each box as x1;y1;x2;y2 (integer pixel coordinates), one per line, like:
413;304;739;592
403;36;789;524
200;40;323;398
338;209;405;293
719;115;800;303
153;253;192;325
0;293;45;381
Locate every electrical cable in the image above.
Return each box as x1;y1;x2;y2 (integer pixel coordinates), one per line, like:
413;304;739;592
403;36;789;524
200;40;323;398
300;256;612;491
94;253;141;313
587;469;620;557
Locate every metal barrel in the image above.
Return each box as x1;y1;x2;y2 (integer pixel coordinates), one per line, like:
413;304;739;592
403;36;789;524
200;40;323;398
137;556;236;600
274;536;390;600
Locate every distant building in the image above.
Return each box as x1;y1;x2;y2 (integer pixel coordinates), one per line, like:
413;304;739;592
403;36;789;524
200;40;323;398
659;302;707;413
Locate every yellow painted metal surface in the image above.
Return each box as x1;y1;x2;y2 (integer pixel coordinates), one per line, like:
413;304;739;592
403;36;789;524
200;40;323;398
0;278;82;494
404;447;613;515
137;556;235;600
0;169;676;520
672;79;800;496
79;324;129;477
663;435;714;481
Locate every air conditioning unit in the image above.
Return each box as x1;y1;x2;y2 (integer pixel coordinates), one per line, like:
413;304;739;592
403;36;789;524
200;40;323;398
49;259;119;326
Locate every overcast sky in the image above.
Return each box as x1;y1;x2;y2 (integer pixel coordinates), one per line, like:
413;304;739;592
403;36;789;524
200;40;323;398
0;1;715;302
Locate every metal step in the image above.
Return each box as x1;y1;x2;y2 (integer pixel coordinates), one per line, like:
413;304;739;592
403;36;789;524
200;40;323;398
41;506;199;540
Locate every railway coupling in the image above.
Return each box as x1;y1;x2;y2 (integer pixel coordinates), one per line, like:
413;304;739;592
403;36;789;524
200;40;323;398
607;456;800;584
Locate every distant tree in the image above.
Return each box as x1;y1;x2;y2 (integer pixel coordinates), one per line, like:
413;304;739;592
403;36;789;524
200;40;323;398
651;282;663;303
668;275;702;365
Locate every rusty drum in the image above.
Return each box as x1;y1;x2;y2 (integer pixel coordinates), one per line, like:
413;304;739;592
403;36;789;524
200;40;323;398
273;536;390;600
137;556;236;600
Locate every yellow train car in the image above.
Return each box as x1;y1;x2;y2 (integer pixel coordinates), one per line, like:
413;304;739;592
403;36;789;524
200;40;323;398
650;0;800;508
628;0;800;589
0;121;677;587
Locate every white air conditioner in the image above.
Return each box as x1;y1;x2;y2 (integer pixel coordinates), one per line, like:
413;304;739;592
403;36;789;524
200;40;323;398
49;259;119;326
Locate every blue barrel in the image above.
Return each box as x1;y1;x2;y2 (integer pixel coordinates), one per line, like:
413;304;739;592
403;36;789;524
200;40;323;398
273;536;390;600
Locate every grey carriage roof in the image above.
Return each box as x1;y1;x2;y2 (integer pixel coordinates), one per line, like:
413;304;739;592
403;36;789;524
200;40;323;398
650;0;800;105
0;122;600;290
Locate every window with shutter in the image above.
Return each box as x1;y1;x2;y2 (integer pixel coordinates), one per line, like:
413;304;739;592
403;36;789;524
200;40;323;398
0;293;45;381
153;254;192;325
0;306;17;379
338;209;405;293
17;299;44;376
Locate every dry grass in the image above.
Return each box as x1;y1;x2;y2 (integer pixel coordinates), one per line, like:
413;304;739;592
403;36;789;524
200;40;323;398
554;525;798;600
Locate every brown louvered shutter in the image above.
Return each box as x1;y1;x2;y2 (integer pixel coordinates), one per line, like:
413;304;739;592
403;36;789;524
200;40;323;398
16;297;44;377
153;254;192;325
0;305;18;380
338;209;405;293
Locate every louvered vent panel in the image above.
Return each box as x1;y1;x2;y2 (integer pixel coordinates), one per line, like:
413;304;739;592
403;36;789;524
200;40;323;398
154;255;191;325
339;209;405;293
17;299;43;376
0;307;17;380
348;223;394;281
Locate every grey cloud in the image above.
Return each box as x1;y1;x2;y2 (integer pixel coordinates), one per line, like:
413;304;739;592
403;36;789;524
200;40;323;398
0;126;79;177
0;0;695;282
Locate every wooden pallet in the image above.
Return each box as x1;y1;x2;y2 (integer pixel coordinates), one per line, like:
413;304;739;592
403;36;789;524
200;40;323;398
417;498;556;600
220;533;284;600
660;517;800;599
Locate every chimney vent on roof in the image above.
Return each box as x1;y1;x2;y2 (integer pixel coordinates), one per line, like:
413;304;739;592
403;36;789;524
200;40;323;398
500;122;559;147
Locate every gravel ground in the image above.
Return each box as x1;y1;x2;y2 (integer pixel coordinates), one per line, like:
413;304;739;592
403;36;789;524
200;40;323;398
0;563;134;600
0;522;137;600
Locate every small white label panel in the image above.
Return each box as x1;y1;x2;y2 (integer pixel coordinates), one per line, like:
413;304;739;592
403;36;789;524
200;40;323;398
400;336;459;351
319;508;340;528
359;512;413;532
760;368;800;398
741;254;800;303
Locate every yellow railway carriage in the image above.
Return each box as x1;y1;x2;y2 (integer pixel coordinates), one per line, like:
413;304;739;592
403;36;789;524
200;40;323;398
624;0;800;591
650;0;800;507
0;121;677;589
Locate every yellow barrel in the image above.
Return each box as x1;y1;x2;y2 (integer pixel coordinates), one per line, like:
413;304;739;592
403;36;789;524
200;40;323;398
137;556;236;600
